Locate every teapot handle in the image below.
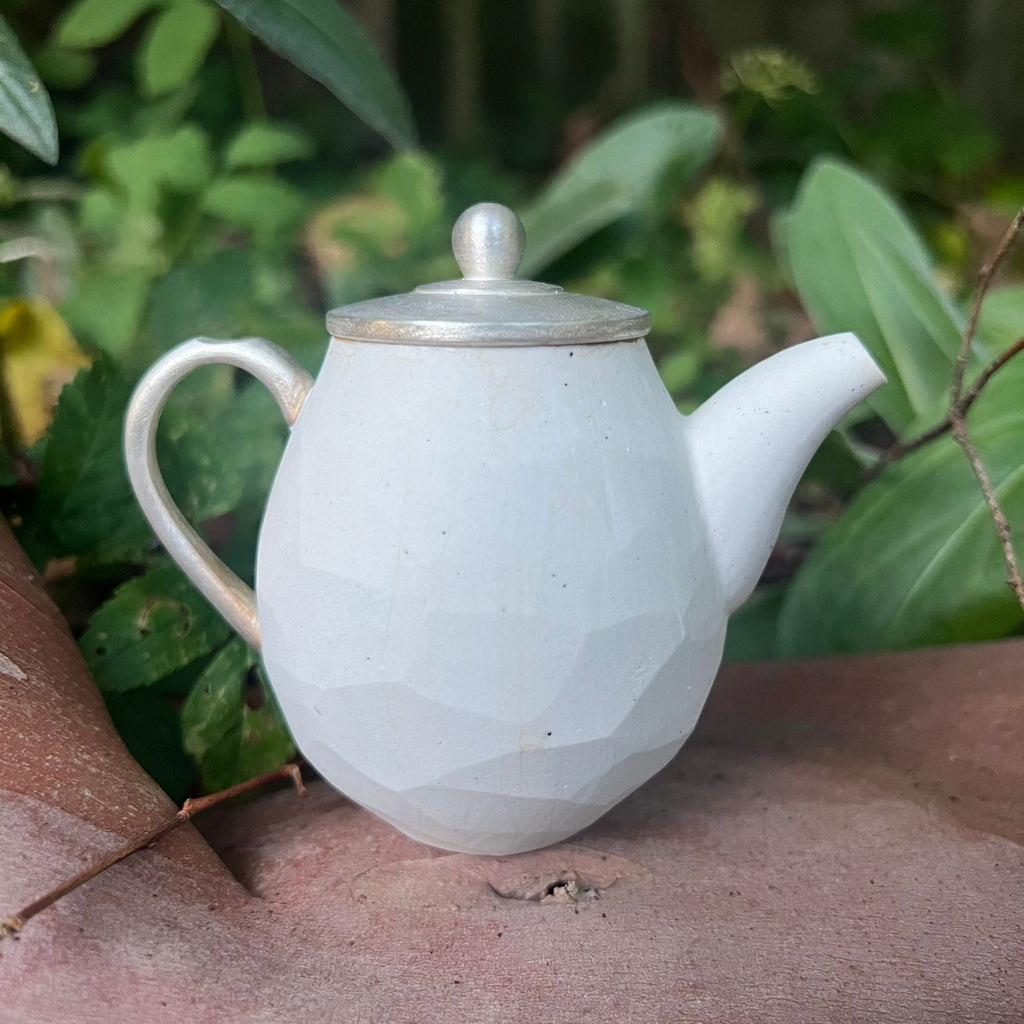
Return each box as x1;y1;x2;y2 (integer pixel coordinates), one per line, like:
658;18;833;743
124;337;314;652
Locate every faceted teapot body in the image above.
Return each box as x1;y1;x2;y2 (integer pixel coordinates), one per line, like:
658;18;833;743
257;338;725;854
125;204;885;855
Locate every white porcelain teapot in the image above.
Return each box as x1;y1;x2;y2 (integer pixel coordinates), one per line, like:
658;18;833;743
125;203;885;855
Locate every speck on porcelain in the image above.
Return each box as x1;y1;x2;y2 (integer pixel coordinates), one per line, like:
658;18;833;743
125;203;886;855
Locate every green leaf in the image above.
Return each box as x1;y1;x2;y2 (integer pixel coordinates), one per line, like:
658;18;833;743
81;564;232;692
658;347;701;395
0;14;58;164
785;158;968;435
103;688;197;801
32;357;151;560
61;265;151;354
224;119;314;169
182;637;295;791
30;43;97;90
724;586;784;662
213;0;415;149
145;249;254;351
976;285;1024;351
107;123;212;208
55;0;160;49
31;356;253;561
138;0;220;97
202;174;306;239
777;361;1024;656
519;102;722;276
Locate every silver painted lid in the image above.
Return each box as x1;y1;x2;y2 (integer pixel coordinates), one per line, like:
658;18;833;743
325;203;651;346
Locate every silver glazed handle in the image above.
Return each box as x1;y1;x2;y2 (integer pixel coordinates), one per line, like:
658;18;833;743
124;337;314;651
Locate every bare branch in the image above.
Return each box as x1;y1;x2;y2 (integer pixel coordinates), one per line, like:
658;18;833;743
873;336;1024;472
871;209;1024;612
1;763;305;941
952;208;1024;405
949;415;1024;606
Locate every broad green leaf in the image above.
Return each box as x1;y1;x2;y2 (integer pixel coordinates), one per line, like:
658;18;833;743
777;361;1024;656
785;158;967;434
202;174;306;239
224;119;314;169
31;356;257;560
976;285;1024;351
372;152;445;237
0;14;58;164
55;0;160;48
145;249;254;351
213;0;415;149
658;347;701;395
81;564;232;692
104;688;197;800
182;637;295;790
31;358;150;560
519;102;722;276
138;0;220;97
61;265;151;354
724;586;784;662
30;43;97;89
107;123;212;208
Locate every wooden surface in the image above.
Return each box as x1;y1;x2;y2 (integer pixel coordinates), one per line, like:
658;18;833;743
1;518;1021;1022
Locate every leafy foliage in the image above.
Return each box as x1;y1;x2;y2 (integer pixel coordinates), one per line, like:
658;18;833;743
55;0;159;49
138;1;221;98
0;13;57;163
213;0;416;149
784;159;967;433
0;0;1021;799
519;102;722;276
778;362;1024;654
81;564;232;692
182;638;294;791
224;120;314;169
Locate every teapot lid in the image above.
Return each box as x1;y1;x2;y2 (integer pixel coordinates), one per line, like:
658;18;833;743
325;203;651;346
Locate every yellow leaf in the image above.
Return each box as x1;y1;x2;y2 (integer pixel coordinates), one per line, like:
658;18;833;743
0;300;91;445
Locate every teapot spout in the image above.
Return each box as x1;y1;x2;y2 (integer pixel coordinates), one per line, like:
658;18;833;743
685;332;886;613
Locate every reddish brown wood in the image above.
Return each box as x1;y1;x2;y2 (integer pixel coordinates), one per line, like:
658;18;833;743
0;517;1021;1022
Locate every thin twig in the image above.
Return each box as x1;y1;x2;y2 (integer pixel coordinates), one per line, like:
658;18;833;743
879;208;1024;610
948;209;1024;610
874;336;1024;469
0;763;305;941
952;209;1024;406
950;417;1024;605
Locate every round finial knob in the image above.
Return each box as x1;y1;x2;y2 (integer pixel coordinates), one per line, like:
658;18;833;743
452;203;525;281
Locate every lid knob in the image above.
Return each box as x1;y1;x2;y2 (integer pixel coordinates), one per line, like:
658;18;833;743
452;203;525;281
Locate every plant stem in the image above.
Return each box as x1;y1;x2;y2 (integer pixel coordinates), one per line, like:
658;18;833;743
0;763;305;941
874;336;1024;468
952;209;1024;406
876;207;1024;612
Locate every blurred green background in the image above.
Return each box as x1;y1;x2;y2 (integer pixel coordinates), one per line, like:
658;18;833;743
0;0;1021;799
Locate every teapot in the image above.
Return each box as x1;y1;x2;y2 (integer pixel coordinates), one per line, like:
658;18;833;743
125;203;885;855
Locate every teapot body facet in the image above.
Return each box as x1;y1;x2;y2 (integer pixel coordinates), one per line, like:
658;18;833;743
257;338;726;854
125;204;886;856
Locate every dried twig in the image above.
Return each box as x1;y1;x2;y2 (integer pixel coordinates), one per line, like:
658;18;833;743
877;208;1024;611
1;763;305;941
875;336;1024;467
951;209;1024;405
